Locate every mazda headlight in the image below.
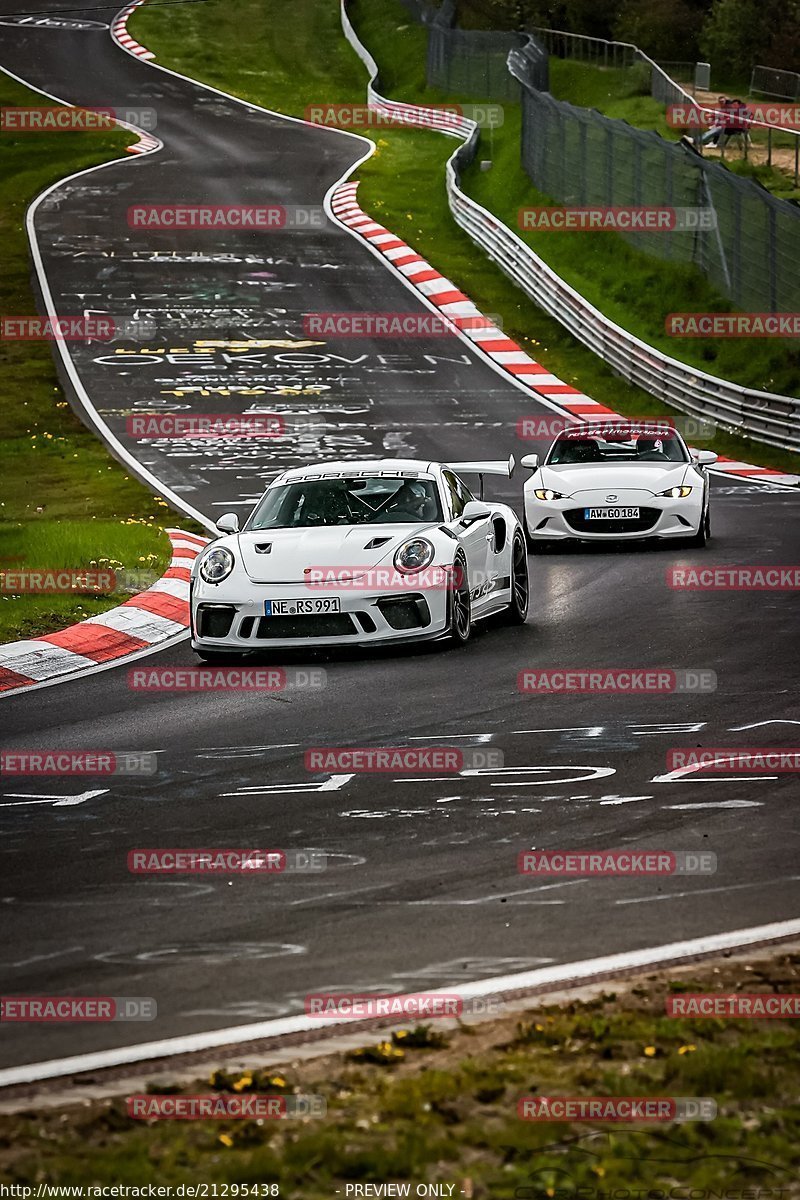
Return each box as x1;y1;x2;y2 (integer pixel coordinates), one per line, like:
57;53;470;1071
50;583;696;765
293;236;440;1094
199;546;235;583
394;537;435;573
657;485;693;498
534;489;565;501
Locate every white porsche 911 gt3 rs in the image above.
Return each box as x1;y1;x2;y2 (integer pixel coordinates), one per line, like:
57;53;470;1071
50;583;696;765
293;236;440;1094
190;457;529;658
522;423;717;551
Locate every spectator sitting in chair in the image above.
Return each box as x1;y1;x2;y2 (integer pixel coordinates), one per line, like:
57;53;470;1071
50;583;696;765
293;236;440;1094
719;98;752;149
701;96;732;146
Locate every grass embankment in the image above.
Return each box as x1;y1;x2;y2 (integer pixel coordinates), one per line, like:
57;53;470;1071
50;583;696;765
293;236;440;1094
133;0;799;477
547;59;800;203
1;950;798;1191
0;74;190;643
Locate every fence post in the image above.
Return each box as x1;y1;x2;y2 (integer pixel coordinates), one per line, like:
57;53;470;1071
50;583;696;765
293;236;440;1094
606;124;614;206
768;205;778;311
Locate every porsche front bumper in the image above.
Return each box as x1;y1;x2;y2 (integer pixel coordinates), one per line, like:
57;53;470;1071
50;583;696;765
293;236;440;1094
190;577;452;651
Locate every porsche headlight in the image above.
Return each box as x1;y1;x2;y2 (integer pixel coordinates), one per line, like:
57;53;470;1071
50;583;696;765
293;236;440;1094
534;489;565;501
657;485;693;498
199;546;235;583
394;537;435;574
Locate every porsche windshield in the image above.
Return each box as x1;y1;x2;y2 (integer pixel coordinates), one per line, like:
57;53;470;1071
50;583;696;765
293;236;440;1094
546;432;689;465
247;476;444;529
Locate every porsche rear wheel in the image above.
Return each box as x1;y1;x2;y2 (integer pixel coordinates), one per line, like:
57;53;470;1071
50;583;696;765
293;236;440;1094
448;553;471;645
502;532;529;625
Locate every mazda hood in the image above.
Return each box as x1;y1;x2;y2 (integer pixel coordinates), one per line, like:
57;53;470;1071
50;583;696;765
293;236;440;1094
538;463;690;495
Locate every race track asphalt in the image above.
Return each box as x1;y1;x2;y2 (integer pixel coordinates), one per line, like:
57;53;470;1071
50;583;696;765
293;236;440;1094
1;2;798;1072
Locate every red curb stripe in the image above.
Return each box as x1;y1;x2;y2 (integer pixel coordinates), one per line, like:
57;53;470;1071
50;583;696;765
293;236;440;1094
171;533;206;547
558;402;618;414
483;340;522;354
432;290;469;306
406;269;441;283
392;253;424;267
122;591;189;621
373;239;406;251
37;624;149;663
505;363;552;375
0;667;35;692
163;565;192;581
722;466;783;476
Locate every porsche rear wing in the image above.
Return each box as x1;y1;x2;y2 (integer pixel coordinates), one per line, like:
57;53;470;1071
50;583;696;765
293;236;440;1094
445;454;515;479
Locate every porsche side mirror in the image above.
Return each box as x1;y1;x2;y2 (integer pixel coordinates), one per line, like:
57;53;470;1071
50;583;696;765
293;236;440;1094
461;500;491;524
520;453;539;470
216;512;240;534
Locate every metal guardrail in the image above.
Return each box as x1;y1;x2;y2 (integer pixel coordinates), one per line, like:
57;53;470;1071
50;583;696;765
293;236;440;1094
751;64;800;101
340;1;800;455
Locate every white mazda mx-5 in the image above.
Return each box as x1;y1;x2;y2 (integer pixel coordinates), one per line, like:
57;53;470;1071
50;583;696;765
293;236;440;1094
190;457;529;658
522;424;717;550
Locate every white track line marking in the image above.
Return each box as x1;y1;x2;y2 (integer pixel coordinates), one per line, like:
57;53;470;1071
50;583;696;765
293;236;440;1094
2;917;799;1088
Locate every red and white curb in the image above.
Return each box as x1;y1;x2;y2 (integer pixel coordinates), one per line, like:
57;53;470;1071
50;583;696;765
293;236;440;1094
111;0;155;61
0;530;208;697
126;130;160;155
330;180;799;488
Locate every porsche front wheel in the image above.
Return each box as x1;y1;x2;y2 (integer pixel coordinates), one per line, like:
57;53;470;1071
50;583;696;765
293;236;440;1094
448;553;472;645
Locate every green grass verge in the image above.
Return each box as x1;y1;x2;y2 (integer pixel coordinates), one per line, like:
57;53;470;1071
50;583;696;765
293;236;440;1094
1;951;798;1191
131;0;799;480
0;73;198;643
